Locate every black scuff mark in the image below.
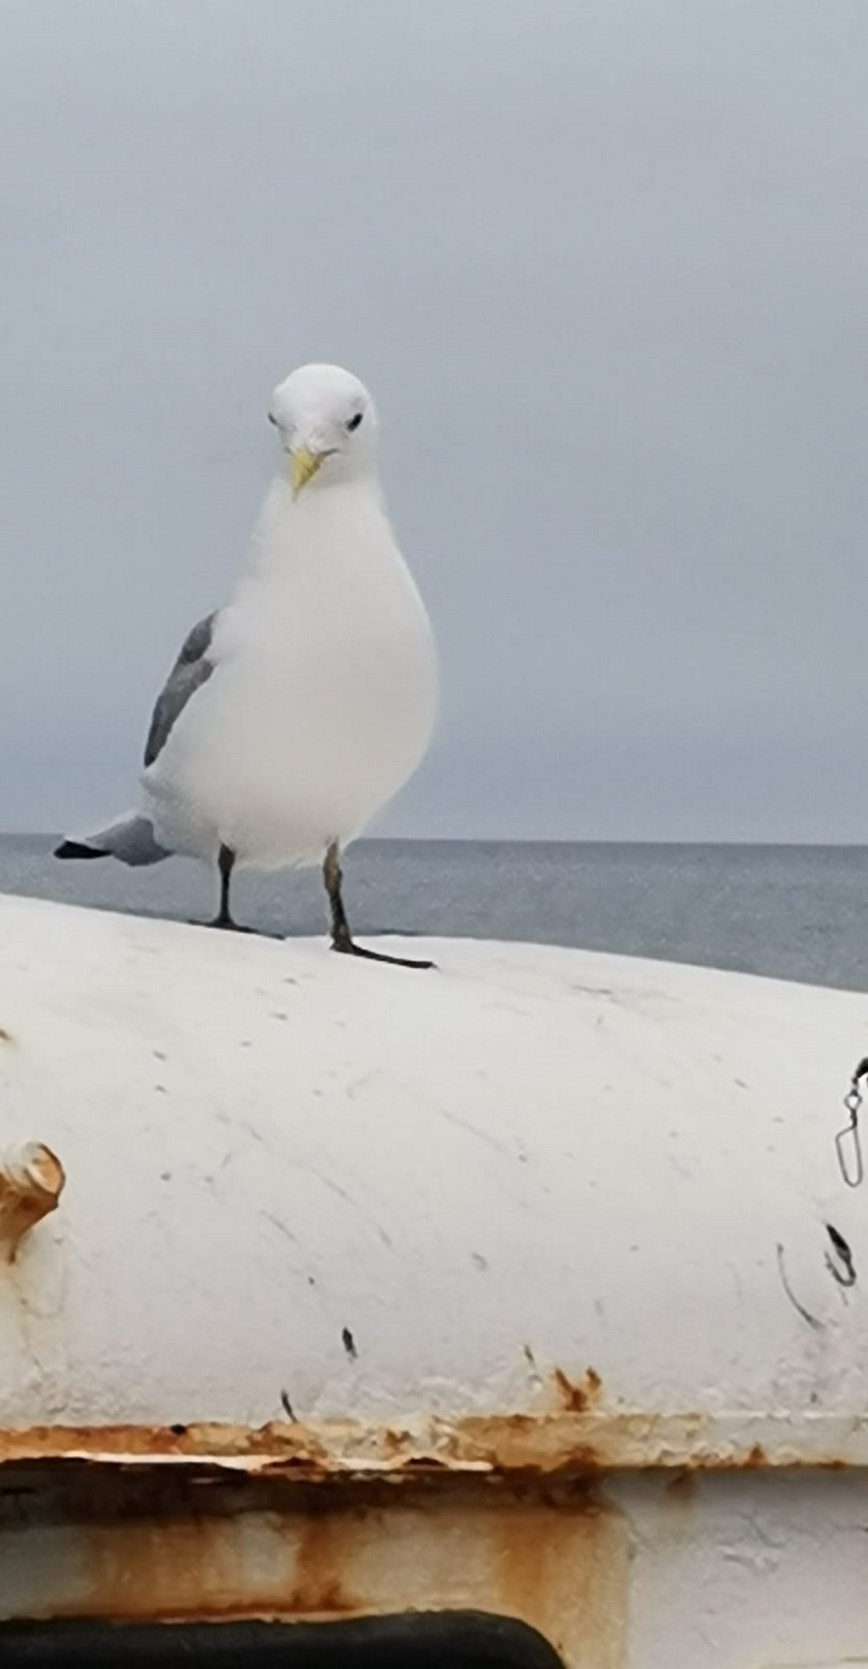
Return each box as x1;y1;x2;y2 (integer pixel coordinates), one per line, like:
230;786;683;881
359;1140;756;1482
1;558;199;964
522;1343;543;1391
259;1209;302;1248
280;1388;298;1422
776;1242;824;1332
824;1222;857;1288
342;1326;358;1360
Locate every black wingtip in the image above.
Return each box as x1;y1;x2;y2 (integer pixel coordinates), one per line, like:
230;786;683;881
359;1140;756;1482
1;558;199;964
53;839;110;861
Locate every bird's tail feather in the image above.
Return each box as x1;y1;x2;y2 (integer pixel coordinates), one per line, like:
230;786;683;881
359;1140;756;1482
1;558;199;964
54;839;111;860
54;812;170;868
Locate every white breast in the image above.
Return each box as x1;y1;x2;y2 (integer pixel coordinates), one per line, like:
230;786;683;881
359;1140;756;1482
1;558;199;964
145;476;438;868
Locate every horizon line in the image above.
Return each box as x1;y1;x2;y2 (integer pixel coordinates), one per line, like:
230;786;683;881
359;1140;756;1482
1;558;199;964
5;831;868;852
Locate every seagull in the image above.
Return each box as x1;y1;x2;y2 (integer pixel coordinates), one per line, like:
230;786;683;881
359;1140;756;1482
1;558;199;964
55;363;438;967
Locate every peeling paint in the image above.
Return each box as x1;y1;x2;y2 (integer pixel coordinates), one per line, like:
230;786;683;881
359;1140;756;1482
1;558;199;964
0;1401;865;1478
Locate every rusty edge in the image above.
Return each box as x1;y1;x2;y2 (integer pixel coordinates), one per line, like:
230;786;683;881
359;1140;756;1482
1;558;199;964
0;1408;864;1477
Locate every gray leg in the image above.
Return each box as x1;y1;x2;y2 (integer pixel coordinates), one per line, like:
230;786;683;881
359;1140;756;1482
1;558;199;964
200;844;252;932
323;842;434;970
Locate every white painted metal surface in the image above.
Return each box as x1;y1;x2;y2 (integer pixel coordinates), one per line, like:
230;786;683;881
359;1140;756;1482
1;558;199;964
0;892;865;1438
2;893;868;1666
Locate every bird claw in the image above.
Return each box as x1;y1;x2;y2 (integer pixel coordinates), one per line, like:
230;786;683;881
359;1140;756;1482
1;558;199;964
331;938;435;970
191;916;255;933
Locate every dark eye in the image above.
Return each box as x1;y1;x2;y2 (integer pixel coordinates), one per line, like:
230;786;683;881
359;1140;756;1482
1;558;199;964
346;411;364;432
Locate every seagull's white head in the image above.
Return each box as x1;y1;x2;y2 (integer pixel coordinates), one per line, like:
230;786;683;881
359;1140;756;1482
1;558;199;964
268;363;378;497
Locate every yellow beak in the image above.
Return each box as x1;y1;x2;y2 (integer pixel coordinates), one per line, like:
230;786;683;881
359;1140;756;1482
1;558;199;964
290;446;324;496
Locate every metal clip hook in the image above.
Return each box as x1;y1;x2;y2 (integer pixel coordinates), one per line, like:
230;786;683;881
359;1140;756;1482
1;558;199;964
835;1057;868;1188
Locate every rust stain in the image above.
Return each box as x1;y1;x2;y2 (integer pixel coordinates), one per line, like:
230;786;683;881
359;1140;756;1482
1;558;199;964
380;1427;412;1457
0;1470;626;1669
663;1469;696;1505
552;1367;603;1414
489;1486;624;1667
654;1469;701;1556
0;1143;65;1262
289;1506;362;1616
0;1403;859;1479
77;1518;247;1622
742;1444;766;1469
71;1511;363;1623
494;1503;547;1617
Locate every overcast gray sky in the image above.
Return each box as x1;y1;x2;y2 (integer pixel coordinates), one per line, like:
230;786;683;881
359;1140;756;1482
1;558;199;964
2;0;867;840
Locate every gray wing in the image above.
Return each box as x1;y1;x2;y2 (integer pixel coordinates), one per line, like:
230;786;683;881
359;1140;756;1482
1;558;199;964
144;611;218;768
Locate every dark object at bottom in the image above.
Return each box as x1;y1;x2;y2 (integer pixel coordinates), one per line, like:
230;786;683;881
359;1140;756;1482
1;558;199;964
0;1611;565;1668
